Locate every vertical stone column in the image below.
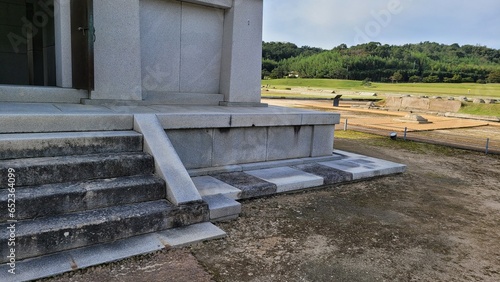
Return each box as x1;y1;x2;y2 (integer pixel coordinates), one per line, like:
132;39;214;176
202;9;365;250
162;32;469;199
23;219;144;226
91;0;142;100
220;0;265;106
54;0;72;88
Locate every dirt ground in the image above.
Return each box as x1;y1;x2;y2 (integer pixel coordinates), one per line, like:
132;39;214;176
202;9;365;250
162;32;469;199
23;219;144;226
43;137;500;282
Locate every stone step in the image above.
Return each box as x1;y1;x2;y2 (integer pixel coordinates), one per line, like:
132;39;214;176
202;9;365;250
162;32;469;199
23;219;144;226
0;175;166;222
0;200;209;263
0;222;226;282
0;131;143;160
0;152;154;187
202;194;241;222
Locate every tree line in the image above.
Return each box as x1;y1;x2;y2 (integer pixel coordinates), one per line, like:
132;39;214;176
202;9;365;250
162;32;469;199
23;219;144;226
262;41;500;83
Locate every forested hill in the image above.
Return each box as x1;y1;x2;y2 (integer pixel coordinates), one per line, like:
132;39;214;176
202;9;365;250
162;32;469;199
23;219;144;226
262;41;500;83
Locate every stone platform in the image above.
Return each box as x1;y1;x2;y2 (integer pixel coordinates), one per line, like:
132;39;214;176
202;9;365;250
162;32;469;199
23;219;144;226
193;150;407;221
0;102;407;281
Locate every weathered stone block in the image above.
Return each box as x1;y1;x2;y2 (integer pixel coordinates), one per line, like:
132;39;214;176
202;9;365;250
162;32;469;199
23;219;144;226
311;125;335;157
267;126;313;161
213;127;267;166
167;129;214;169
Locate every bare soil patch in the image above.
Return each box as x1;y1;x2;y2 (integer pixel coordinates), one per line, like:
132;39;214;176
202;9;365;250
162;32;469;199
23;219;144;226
190;140;500;281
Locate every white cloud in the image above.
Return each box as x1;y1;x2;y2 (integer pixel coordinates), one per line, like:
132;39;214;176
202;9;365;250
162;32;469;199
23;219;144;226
263;0;500;49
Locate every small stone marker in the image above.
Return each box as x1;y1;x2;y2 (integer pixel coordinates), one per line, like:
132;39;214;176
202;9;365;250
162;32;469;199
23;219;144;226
395;113;431;124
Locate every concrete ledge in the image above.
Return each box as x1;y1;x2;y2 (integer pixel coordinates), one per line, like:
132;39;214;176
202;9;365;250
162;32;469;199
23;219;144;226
0;223;225;282
219;101;268;107
145;92;224;106
0;114;133;133
0;104;339;132
154;105;340;129
0;86;87;104
189;165;243;177
182;0;232;9
134;114;202;205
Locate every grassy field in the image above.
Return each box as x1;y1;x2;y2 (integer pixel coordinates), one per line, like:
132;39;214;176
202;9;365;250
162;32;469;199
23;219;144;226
459;103;500;116
334;130;464;155
262;79;500;99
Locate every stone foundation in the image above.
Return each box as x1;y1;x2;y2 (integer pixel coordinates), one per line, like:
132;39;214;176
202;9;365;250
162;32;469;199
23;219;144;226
168;125;334;169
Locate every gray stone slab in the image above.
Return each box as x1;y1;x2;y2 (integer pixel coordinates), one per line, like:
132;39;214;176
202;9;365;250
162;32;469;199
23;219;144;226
220;0;263;104
0;152;153;187
301;112;340;125
246;167;324;193
0;102;61;113
134;114;202;205
140;0;181;93
212;172;277;199
266;126;313;161
156;113;231;129
144;92;223;106
106;105;159;113
52;103;111;113
167;129;214;169
311;125;335;157
320;152;407;180
92;0;142;100
157;222;226;248
180;4;223;94
0;86;87;104
70;233;163;269
333;150;365;159
202;194;241;220
188;165;243;177
0;131;143;160
0;114;134;133
213;127;268;166
241;158;305;171
301;154;344;163
151;105;339;129
183;0;232;9
192;176;241;199
0;222;224;281
0;200;169;263
229;113;302;127
0;252;74;282
294;163;353;185
0;175;165;222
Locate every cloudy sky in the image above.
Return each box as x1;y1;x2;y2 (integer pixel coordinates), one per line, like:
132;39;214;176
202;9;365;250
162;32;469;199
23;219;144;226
263;0;500;49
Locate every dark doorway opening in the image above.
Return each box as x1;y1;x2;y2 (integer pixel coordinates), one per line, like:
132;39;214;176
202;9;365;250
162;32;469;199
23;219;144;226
0;0;56;86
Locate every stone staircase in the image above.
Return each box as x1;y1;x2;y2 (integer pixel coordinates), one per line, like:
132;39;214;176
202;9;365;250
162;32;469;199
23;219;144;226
0;131;209;264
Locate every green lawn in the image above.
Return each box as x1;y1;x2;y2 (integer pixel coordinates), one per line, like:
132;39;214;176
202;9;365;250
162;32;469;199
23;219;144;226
262;79;500;98
335;130;466;156
459;103;500;116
